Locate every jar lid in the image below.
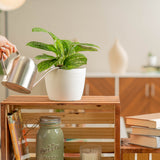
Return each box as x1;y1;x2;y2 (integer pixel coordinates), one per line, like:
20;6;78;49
40;116;61;124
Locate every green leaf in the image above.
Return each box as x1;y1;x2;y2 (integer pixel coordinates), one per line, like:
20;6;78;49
61;40;72;56
35;54;56;60
74;45;98;52
48;32;58;41
79;43;100;48
37;59;57;72
54;57;65;67
63;53;87;69
32;27;48;33
54;39;64;56
62;41;80;55
70;42;99;54
32;27;58;40
26;41;58;53
69;43;78;54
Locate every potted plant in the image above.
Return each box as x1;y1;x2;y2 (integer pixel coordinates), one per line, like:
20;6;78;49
27;27;99;101
148;52;157;66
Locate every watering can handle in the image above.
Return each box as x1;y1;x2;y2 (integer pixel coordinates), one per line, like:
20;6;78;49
1;51;20;75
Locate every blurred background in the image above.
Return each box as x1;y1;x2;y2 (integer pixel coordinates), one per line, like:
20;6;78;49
0;0;160;97
1;1;160;158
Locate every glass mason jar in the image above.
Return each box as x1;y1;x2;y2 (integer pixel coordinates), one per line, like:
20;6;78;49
36;116;64;160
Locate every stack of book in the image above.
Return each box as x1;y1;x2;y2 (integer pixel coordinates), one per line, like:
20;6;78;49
126;113;160;148
141;65;160;73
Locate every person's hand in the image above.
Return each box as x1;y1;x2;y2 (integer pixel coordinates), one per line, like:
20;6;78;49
0;35;17;61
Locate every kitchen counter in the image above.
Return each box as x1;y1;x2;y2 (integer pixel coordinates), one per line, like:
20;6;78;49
86;72;160;96
86;72;160;78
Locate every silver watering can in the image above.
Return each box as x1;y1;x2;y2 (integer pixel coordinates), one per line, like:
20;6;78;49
1;52;56;94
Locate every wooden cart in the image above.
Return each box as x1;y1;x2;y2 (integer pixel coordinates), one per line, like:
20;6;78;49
1;96;120;160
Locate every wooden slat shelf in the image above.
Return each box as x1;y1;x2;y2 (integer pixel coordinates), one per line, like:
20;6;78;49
28;141;115;153
1;96;120;160
22;112;115;124
1;95;120;105
30;157;114;160
26;127;115;139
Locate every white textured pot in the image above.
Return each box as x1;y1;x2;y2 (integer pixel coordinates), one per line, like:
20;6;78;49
45;68;86;101
148;56;157;66
108;40;128;74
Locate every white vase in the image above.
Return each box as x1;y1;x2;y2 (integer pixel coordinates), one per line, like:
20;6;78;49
45;68;86;101
108;40;128;74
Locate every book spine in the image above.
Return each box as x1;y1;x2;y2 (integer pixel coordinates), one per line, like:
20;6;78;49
8;115;21;160
13;111;23;156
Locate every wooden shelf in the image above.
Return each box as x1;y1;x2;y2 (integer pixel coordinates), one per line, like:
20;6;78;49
1;96;120;160
2;95;120;105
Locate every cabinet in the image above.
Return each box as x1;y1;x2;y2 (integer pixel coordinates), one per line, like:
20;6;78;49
120;78;160;117
84;76;160;117
84;78;115;96
1;95;120;160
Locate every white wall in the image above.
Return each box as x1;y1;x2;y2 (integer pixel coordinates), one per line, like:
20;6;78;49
1;0;160;95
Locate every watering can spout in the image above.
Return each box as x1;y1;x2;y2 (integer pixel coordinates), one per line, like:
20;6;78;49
32;67;59;88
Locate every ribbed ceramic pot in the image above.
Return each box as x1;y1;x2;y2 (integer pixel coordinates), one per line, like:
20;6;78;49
45;68;86;101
